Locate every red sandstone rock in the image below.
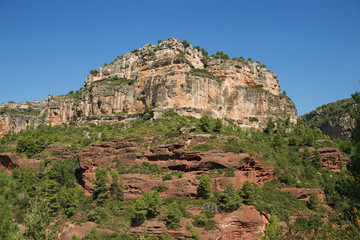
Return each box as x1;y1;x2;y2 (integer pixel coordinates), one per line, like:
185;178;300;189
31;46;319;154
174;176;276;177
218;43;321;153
57;222;114;240
281;187;326;202
317;147;350;172
202;206;267;240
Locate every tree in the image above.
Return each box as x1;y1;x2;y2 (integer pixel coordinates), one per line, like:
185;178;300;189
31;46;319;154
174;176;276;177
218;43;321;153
197;174;212;199
0;170;19;240
200;114;212;133
24;167;37;197
164;202;182;229
59;187;78;217
241;180;255;205
307;193;320;210
264;119;274;134
312;150;323;169
213;118;223;133
218;183;242;212
94;168;109;205
109;169;124;201
40;179;60;213
24;197;50;240
16;135;47;157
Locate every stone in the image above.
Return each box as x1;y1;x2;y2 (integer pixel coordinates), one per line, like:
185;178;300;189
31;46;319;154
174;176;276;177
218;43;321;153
0;38;297;138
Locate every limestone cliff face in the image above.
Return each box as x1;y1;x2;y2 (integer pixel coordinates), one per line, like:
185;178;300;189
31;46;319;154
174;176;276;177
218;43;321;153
0;38;297;136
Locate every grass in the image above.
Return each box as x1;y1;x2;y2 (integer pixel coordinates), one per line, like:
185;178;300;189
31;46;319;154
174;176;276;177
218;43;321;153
189;68;225;86
99;76;136;85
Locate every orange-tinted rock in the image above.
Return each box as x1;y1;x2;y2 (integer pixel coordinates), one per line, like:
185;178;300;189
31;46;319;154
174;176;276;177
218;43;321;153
317;147;350;172
0;153;40;170
281;187;326;202
202;206;267;240
0;38;297;138
57;222;114;240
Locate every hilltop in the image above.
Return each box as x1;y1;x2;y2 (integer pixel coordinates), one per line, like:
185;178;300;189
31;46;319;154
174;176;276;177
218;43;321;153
0;38;296;137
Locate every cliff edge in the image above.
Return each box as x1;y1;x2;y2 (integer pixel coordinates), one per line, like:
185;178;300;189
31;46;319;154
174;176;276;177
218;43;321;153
0;38;297;137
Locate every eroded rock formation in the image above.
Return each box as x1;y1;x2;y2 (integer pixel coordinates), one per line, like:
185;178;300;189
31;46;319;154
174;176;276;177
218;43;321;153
0;38;297;137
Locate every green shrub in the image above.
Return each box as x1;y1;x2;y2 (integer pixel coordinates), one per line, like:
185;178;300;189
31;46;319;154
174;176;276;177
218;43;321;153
249;117;259;122
222;138;244;153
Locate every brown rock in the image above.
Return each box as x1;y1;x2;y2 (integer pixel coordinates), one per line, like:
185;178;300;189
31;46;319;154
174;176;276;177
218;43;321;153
317;147;350;172
281;187;326;202
0;38;297;138
57;222;113;240
202;206;266;240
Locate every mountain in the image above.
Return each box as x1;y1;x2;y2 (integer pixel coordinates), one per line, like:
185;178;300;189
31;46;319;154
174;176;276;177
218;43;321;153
0;37;297;137
0;38;358;240
302;98;355;139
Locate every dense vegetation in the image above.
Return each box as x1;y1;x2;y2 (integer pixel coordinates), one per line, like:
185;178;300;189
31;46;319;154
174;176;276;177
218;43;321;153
302;98;354;128
0;91;360;239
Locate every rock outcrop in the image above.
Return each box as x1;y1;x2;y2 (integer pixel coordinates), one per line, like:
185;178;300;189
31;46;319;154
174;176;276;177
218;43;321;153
0;38;297;137
302;98;355;140
128;206;268;240
75;140;274;197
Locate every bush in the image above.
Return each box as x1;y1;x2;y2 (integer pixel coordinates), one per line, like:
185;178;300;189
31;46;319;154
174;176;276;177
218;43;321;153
197;174;212;199
16;135;48;157
222;138;244;153
164;202;182;229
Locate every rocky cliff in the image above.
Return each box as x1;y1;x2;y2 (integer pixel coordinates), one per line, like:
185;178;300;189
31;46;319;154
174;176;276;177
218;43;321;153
302;98;355;139
0;38;297;137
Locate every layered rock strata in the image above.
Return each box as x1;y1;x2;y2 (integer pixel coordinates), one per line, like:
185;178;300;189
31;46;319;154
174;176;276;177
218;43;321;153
0;38;297;137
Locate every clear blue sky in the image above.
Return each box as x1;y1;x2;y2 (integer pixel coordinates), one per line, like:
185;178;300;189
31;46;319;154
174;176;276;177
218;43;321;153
0;0;359;115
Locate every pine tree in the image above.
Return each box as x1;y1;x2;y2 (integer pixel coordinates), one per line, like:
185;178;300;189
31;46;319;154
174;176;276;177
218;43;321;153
197;174;212;199
164;202;182;229
94;168;109;205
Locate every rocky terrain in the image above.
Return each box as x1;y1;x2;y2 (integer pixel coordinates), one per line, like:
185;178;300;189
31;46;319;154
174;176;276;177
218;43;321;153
0;38;297;137
0;136;350;239
302;98;355;139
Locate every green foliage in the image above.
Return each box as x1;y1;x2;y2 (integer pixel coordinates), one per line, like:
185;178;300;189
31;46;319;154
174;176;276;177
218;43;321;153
94;168;109;205
253;181;307;221
302;97;353;129
258;215;282;240
153;183;168;192
189;68;225;85
48;156;79;188
213;118;223;132
312;150;323;169
192;212;217;230
249;117;259;122
182;40;190;48
307;193;320;210
200;48;208;58
199;114;212;133
99;76;136;85
197;174;212;199
164;202;182;229
222;138;244;153
191;143;216;151
211;51;229;60
40;179;60;213
240;180;255;205
157;39;163;43
0;170;19;240
216;183;242;212
132;191;161;226
16;133;48;157
109;169;124;201
24;197;50;240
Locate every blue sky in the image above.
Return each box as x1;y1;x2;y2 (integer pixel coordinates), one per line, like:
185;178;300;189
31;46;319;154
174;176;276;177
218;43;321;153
0;0;359;115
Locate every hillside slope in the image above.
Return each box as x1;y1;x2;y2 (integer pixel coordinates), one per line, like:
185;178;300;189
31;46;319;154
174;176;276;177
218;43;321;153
302;98;355;139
